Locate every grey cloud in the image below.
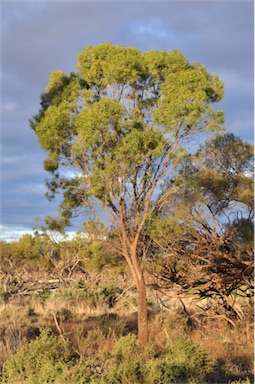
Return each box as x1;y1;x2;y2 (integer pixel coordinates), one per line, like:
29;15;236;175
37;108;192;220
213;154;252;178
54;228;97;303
2;2;124;86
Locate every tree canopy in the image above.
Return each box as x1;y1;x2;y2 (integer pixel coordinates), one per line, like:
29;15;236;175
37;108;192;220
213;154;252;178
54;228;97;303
31;43;224;227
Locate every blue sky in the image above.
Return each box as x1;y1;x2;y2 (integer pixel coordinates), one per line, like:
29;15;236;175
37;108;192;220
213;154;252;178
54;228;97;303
1;0;254;241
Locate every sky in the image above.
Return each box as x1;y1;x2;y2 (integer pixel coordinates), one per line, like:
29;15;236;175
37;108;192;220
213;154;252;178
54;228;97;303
1;0;254;241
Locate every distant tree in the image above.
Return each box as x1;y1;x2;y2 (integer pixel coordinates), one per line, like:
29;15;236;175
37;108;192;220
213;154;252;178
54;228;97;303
149;134;254;324
30;42;224;345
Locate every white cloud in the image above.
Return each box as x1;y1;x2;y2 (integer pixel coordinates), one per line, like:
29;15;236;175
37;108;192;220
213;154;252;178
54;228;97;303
0;225;34;242
0;225;79;243
130;19;168;39
2;102;17;113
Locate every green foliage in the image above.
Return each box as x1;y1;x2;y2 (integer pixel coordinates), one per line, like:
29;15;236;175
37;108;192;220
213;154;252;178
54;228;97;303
30;42;224;231
196;133;254;212
81;219;108;240
11;233;53;261
144;336;211;384
100;334;211;384
112;333;141;358
100;334;144;384
0;233;61;276
2;328;70;384
85;241;110;271
39;287;52;301
99;283;122;308
148;214;184;249
77;42;145;87
55;286;98;308
68;363;99;384
229;379;251;384
154;62;224;134
160;336;211;383
102;358;144;384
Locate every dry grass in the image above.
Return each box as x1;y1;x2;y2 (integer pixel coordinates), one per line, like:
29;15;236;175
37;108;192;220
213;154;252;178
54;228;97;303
0;282;253;383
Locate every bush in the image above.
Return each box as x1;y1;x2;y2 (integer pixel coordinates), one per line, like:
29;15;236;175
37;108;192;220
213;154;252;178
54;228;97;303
111;333;142;358
229;379;251;384
54;286;98;308
68;363;99;384
99;283;122;308
153;336;211;383
100;334;211;384
102;358;144;384
2;328;70;384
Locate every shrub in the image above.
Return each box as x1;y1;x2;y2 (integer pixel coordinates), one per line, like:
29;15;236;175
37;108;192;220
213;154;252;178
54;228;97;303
101;358;144;384
111;333;141;358
100;334;145;383
2;328;70;384
101;334;211;384
144;336;211;384
162;335;211;383
99;283;122;308
54;286;98;308
229;379;251;384
68;363;99;384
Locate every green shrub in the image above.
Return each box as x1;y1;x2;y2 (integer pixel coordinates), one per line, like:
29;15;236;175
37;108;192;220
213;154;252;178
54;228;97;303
100;334;144;383
99;283;122;308
85;241;109;272
229;378;251;384
144;336;211;384
101;358;144;384
54;287;98;307
68;363;97;384
111;333;141;358
161;335;211;383
2;328;70;384
101;334;211;384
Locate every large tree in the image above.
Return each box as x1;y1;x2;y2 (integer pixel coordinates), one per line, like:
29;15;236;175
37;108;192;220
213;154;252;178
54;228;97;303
31;42;224;345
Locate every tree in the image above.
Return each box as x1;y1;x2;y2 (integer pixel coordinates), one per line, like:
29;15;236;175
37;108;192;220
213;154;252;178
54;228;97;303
149;134;254;325
30;42;224;345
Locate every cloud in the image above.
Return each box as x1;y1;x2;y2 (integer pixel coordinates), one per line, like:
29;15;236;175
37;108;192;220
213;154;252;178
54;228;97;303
0;226;35;243
129;19;168;38
2;102;17;113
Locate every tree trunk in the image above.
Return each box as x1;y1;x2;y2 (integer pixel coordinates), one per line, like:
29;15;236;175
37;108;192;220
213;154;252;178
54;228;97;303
136;273;148;346
122;232;149;346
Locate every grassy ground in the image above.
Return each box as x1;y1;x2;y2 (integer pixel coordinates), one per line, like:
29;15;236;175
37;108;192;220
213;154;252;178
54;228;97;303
0;270;253;383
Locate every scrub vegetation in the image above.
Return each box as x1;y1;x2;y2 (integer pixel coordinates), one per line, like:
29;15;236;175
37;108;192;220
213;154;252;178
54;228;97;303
0;217;253;383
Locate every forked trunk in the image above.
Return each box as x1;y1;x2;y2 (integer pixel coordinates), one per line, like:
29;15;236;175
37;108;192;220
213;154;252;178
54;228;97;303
123;236;149;346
